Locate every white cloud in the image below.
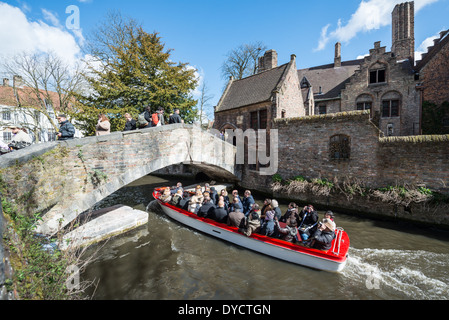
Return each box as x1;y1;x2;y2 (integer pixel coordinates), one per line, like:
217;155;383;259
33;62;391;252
415;30;445;61
0;3;82;68
315;0;440;51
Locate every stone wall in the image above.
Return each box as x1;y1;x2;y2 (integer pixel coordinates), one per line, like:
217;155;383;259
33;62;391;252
272;111;449;192
0;124;236;235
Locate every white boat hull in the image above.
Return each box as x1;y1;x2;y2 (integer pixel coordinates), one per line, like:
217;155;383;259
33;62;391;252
157;199;348;273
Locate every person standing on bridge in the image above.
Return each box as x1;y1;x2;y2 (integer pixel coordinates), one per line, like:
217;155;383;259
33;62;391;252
96;114;111;136
169;108;182;124
124;113;136;131
56;115;75;141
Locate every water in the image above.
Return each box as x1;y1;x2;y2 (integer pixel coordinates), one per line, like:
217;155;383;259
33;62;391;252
81;175;449;300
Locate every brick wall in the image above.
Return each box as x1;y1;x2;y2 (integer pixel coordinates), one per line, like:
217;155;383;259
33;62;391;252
271;111;449;193
419;37;449;106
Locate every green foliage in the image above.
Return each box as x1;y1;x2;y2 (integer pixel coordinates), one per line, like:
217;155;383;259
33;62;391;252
272;173;283;183
2;200;73;300
74;22;198;136
312;178;334;189
422;101;449;135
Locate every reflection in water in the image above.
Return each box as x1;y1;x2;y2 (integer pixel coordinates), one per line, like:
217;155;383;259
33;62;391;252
82;175;449;300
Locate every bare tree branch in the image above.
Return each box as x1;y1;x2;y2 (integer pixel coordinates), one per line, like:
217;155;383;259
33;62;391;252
221;41;268;80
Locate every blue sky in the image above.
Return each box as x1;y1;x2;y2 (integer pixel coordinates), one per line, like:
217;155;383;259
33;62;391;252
0;0;448;117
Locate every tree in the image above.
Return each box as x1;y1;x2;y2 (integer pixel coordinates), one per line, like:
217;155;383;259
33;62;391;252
221;41;268;80
196;81;214;128
76;12;198;135
1;52;85;142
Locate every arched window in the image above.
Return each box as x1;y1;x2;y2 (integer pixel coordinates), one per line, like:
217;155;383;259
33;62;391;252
356;94;373;112
330;134;351;160
381;91;401;118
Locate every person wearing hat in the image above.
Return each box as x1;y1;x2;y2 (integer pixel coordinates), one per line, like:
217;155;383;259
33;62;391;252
260;208;276;237
56;114;75;141
8;126;32;150
308;218;337;251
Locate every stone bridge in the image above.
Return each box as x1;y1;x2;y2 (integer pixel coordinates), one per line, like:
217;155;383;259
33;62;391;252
0;124;238;236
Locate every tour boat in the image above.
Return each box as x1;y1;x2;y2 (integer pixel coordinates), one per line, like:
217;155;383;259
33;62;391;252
153;187;350;272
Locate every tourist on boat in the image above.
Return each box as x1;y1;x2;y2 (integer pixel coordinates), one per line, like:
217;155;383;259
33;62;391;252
242;190;255;217
170;182;183;194
260;209;276;237
240;204;261;237
188;187;204;214
229;196;243;213
170;189;183;206
160;188;172;203
228;210;246;229
231;190;242;203
210;200;228;223
325;211;335;222
271;199;282;220
280;202;300;223
198;195;215;218
209;186;218;205
274;217;299;243
220;189;230;209
298;205;319;241
308;218;336;251
260;199;272;220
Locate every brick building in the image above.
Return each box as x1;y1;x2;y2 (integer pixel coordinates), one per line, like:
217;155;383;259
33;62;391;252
214;1;449;138
214;52;303;134
415;29;449;131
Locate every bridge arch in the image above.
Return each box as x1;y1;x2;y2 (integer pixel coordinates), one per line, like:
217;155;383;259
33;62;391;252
0;124;237;236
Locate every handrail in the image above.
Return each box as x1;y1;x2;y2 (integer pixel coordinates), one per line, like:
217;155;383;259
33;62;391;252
331;227;344;255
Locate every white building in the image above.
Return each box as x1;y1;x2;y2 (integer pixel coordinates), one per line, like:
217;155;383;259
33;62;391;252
0;76;82;144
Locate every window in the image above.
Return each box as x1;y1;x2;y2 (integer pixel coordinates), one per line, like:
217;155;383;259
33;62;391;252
369;69;386;84
356;94;373;114
3;132;12;143
382;100;400;117
318;105;327;115
2;110;11;121
357;102;372;111
443;117;449;128
250;109;268;130
330;135;351;160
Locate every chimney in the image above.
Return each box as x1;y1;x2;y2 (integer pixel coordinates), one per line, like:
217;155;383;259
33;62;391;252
391;1;415;62
334;42;342;68
2;78;9;87
258;50;278;73
13;75;23;88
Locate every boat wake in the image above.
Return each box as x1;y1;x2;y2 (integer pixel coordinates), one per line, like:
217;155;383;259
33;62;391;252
342;248;449;299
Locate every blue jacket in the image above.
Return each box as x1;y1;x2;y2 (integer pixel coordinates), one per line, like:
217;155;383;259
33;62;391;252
242;195;255;216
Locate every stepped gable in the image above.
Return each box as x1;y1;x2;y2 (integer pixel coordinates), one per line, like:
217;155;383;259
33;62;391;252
415;29;449;71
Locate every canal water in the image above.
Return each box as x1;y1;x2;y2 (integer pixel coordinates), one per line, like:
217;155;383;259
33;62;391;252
81;175;449;300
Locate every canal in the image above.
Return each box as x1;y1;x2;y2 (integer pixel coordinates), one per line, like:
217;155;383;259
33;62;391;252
81;175;449;300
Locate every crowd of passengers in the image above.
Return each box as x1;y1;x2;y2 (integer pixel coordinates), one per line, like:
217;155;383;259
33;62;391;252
159;183;338;251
